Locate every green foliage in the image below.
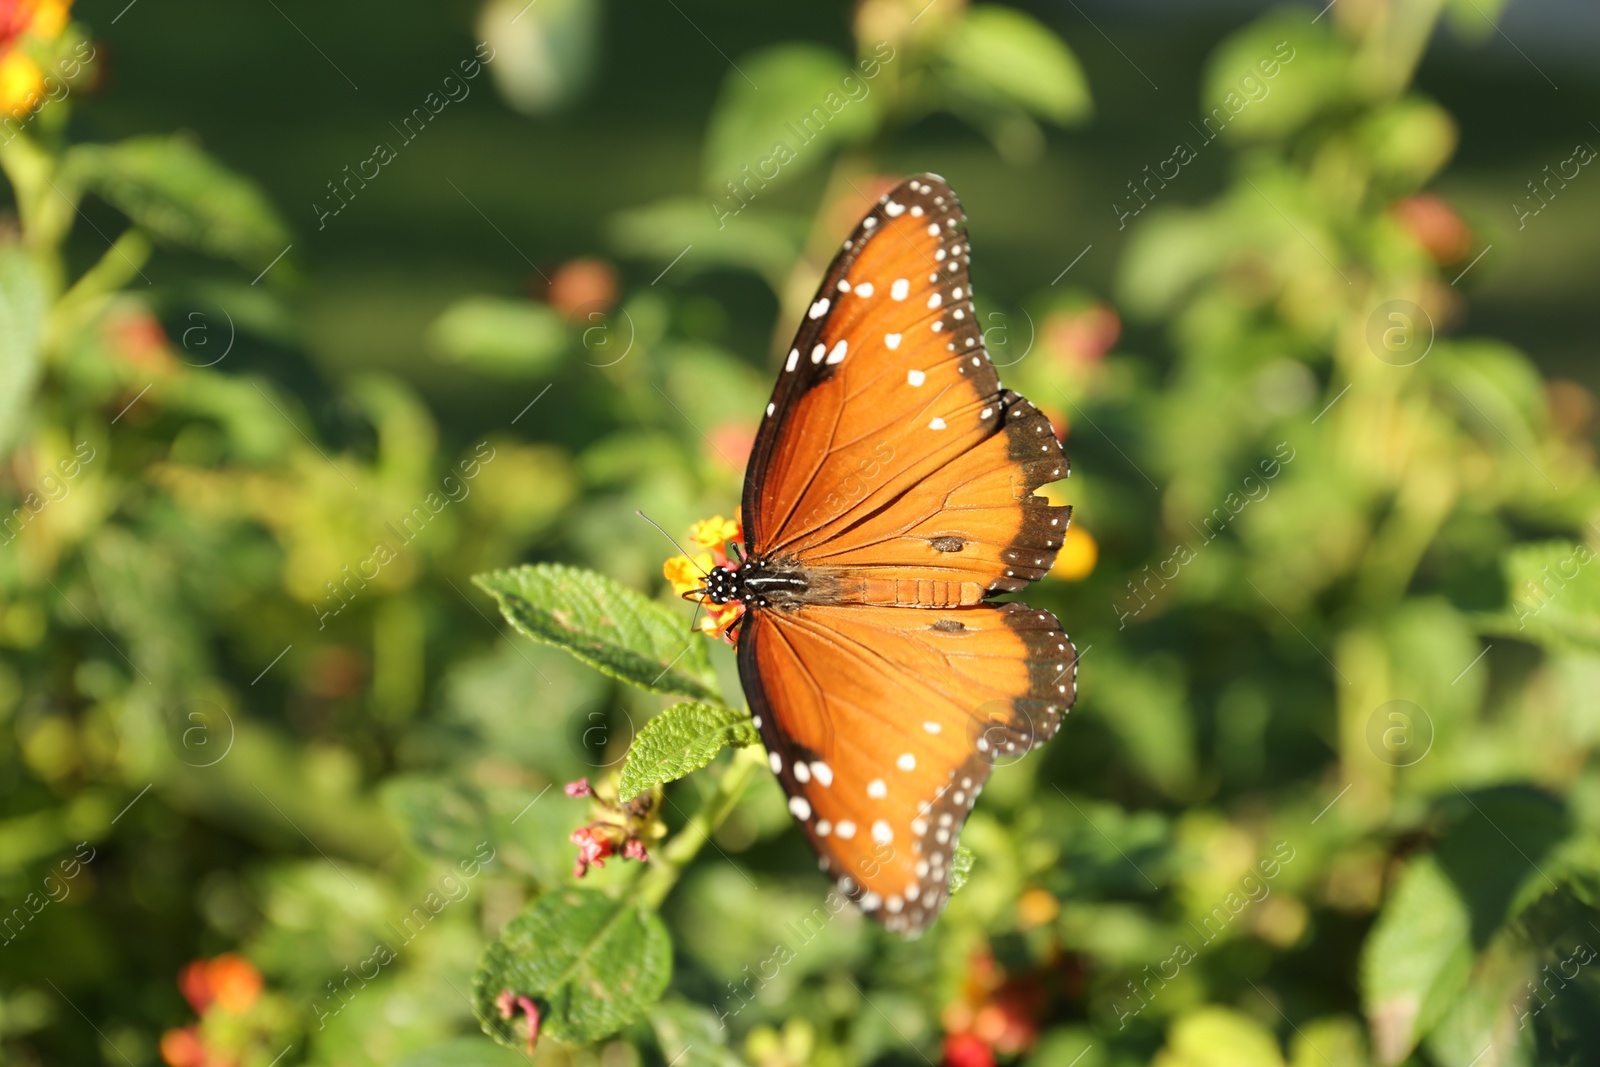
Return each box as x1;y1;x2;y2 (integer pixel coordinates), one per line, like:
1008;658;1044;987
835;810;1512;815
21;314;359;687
0;245;43;453
618;701;758;801
472;888;673;1046
938;6;1091;125
427;297;566;377
67;134;291;267
703;44;883;195
5;2;1599;1066
474;563;720;701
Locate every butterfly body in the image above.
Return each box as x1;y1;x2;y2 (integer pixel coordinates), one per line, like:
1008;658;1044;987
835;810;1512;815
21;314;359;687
709;174;1078;935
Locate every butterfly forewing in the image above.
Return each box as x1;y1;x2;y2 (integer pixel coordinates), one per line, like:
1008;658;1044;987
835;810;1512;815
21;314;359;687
743;175;1069;599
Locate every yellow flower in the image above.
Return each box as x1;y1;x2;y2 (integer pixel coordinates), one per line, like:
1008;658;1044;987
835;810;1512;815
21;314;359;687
1050;524;1097;581
688;514;740;551
663;553;713;597
0;50;42;118
30;0;70;39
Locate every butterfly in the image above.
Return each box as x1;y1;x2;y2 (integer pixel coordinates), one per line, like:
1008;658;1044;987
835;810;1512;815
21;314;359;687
692;174;1077;936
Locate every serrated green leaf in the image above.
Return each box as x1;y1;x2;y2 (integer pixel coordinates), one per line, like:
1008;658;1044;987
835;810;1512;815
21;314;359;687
619;701;756;801
702;45;881;196
0;245;44;458
474;564;719;701
428;297;567;377
1361;853;1473;1065
473;888;672;1046
68;135;291;268
940;7;1090;125
949;845;975;896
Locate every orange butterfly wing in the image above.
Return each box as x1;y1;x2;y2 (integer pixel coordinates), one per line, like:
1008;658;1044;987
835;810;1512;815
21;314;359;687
739;602;1076;935
734;174;1077;934
742;174;1069;599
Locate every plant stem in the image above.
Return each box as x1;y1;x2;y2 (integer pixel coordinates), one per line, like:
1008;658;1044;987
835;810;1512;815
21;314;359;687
635;743;765;910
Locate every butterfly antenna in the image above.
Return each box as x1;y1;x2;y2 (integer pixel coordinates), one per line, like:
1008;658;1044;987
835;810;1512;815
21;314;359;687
634;510;706;575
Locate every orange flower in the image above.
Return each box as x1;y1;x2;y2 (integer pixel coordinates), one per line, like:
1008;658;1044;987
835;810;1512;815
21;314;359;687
1392;194;1472;264
159;1026;206;1067
545;257;617;320
177;954;262;1016
207;954;263;1013
0;0;70;118
688;514;740;551
668;512;747;643
664;552;713;597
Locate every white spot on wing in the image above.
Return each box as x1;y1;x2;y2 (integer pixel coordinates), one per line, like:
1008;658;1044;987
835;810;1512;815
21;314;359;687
928;417;946;430
907;369;926;387
885;333;902;350
891;279;909;301
785;349;798;371
867;779;886;798
826;340;848;364
809;297;830;320
789;796;811;820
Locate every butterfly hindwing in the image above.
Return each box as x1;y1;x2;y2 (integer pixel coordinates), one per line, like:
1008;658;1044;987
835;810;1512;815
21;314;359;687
738;601;1077;935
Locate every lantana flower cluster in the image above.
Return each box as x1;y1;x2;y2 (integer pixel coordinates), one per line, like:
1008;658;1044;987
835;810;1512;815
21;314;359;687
160;954;282;1067
663;512;746;643
0;0;72;118
564;776;665;878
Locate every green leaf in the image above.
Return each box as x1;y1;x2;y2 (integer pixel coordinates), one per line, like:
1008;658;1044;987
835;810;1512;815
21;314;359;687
1424;927;1536;1067
474;563;720;701
1361;853;1473;1065
939;7;1091;125
1159;1006;1286;1067
395;1037;531;1067
428;297;567;377
702;45;882;196
0;245;44;458
948;845;975;896
1488;541;1600;653
650;998;748;1067
607;198;805;292
68;135;291;268
381;776;492;860
1200;11;1349;141
618;702;756;801
473;888;672;1046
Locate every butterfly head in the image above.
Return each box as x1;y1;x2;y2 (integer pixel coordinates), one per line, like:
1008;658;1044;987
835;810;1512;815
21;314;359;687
702;563;743;605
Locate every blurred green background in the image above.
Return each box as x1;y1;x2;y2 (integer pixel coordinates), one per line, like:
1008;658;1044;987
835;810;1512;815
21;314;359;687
3;0;1600;1065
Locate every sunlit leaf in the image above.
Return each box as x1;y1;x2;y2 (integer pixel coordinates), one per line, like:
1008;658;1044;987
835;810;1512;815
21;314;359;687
68;135;291;268
939;6;1091;125
474;564;720;701
473;888;672;1046
1361;854;1473;1065
618;701;756;801
428;296;567;377
702;44;882;197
